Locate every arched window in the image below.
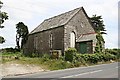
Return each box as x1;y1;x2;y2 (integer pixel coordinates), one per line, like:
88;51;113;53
70;32;75;48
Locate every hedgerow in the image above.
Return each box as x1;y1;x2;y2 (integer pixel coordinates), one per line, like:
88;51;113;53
64;48;117;64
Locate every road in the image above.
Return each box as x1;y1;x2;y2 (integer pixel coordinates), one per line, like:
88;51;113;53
4;62;119;78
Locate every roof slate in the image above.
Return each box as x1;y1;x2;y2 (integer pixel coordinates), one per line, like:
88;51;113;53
30;7;82;34
76;34;96;42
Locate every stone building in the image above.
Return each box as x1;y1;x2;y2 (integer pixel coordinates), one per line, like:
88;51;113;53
23;7;97;55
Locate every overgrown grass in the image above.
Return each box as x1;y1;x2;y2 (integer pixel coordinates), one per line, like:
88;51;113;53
1;48;119;71
1;52;21;63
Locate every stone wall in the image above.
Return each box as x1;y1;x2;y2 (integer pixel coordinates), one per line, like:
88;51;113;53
24;26;64;55
24;8;97;55
64;9;96;52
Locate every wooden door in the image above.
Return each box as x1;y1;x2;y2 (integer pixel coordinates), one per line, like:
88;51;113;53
79;42;87;54
79;41;93;54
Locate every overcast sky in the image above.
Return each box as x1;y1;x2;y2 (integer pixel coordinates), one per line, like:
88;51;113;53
0;0;119;49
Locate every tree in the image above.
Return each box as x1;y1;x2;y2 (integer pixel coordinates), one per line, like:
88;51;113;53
0;1;8;43
16;22;29;51
90;15;106;32
90;15;106;53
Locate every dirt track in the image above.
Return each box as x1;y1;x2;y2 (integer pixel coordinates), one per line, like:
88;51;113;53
1;61;45;77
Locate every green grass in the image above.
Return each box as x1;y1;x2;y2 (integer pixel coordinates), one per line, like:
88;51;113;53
1;52;22;63
1;52;73;70
1;52;119;71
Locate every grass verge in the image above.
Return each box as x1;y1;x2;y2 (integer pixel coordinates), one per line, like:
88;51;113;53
1;52;119;71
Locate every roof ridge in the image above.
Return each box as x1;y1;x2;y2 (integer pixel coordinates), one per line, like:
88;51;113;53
62;7;81;25
30;7;82;34
30;20;45;34
44;7;81;21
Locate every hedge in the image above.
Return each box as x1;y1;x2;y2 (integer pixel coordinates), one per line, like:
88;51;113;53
64;48;117;64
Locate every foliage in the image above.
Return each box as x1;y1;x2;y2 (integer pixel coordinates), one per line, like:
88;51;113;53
105;48;120;59
90;15;106;53
0;1;8;43
65;48;77;62
30;53;39;58
64;48;118;65
0;0;3;5
45;59;72;70
74;53;117;64
2;48;119;71
90;15;106;32
95;32;105;53
1;47;20;53
51;50;60;59
0;36;5;43
16;22;29;51
0;12;8;28
105;48;118;55
2;52;21;56
2;52;22;63
41;53;51;62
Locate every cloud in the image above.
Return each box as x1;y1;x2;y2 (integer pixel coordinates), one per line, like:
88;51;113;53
104;31;118;49
1;0;119;49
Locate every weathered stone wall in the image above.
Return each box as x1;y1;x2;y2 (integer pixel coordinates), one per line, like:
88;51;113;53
64;9;96;52
24;26;64;55
24;8;97;55
23;35;34;55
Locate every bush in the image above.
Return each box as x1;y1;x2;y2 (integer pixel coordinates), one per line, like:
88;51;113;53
94;53;117;62
104;53;117;61
65;48;77;62
41;53;51;62
74;53;117;64
105;48;120;59
1;48;19;53
43;59;72;70
51;50;61;59
105;49;118;55
31;53;39;57
77;54;99;64
88;54;99;64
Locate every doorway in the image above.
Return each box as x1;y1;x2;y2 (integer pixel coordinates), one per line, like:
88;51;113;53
79;41;93;53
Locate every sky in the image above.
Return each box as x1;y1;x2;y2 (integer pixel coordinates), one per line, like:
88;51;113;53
0;0;119;49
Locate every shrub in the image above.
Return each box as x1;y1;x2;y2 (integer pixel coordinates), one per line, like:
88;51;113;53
1;48;19;53
65;48;77;62
105;48;120;60
95;53;104;62
74;53;117;64
95;53;117;62
51;50;62;59
80;54;90;62
105;49;118;55
31;53;39;57
105;53;117;61
88;54;99;64
46;59;72;70
41;53;51;62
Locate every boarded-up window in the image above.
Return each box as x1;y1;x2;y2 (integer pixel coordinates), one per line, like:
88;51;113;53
49;33;53;49
70;32;75;48
79;41;93;53
34;36;38;51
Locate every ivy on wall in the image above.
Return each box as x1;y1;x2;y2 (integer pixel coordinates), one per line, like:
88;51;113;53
90;15;106;53
95;32;105;53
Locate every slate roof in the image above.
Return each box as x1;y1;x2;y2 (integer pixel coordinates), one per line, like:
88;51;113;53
76;33;96;42
30;7;82;34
